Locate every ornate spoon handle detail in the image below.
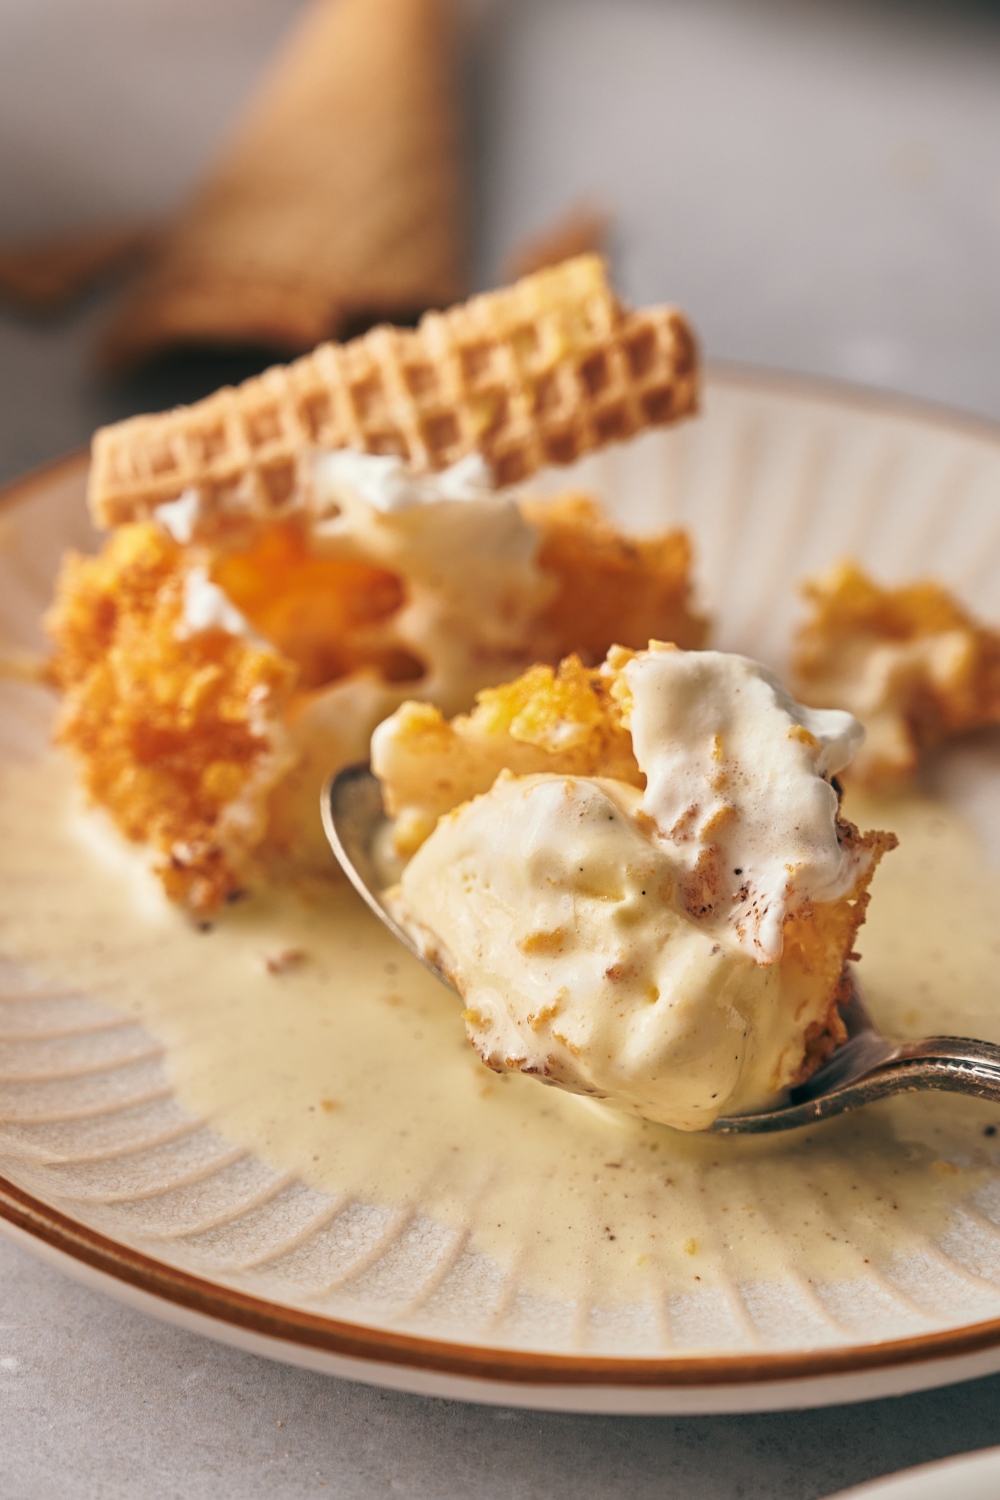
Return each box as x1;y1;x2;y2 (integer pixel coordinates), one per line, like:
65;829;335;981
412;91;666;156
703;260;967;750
712;1036;1000;1134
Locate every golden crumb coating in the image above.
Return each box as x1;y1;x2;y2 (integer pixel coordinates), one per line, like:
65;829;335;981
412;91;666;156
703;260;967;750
46;523;296;912
523;493;708;664
45;483;707;909
372;650;643;855
793;559;1000;787
780;820;896;1083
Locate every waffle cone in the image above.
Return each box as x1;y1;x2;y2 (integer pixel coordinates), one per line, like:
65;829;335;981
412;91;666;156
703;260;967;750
88;254;699;530
0;221;159;314
98;0;465;371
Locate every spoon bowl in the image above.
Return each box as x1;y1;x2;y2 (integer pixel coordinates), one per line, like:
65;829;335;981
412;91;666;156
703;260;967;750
322;764;1000;1134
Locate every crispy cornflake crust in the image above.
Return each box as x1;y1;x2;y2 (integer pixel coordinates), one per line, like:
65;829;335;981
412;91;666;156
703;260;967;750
47;483;707;907
372;650;643;854
793;559;1000;787
374;645;897;1087
782;820;897;1085
45;524;296;912
522;493;708;664
87;254;698;529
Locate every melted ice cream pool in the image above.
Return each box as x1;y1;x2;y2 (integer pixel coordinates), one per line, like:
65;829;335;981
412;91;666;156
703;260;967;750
394;649;873;1128
2;745;1000;1324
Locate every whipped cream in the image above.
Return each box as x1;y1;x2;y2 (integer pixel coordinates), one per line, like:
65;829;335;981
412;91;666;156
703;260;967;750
266;458;554;872
178;567;254;639
303;449;551;716
621;648;865;961
314;450;495;515
155;488;203;545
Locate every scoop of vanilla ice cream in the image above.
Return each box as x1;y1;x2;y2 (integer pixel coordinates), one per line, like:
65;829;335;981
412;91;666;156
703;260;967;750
398;773;796;1129
392;646;875;1129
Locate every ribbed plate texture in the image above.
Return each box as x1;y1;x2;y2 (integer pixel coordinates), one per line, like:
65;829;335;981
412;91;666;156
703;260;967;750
4;372;1000;1361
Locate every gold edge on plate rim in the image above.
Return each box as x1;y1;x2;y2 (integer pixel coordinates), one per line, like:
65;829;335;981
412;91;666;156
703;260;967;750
6;1169;1000;1388
5;372;1000;1387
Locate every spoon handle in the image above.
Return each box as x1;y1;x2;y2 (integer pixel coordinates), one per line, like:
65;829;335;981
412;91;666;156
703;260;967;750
712;1036;1000;1134
885;1035;1000;1098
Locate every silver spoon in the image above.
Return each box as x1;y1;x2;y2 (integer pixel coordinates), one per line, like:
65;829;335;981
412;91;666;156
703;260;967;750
322;764;1000;1135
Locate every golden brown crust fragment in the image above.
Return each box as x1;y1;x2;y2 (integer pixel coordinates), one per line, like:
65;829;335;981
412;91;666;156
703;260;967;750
372;652;643;854
87;255;699;529
523;492;708;664
793;559;1000;787
378;641;716;856
46;524;297;912
98;0;466;372
781;821;898;1086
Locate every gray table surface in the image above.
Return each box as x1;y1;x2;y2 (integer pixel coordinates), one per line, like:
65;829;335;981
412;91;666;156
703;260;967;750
4;1;1000;1494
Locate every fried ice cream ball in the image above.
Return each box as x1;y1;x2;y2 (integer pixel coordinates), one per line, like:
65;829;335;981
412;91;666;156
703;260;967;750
44;478;709;910
375;645;896;1117
793;560;1000;787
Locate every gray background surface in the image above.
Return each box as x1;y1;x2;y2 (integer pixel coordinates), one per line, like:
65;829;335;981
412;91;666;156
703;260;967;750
3;1;1000;1494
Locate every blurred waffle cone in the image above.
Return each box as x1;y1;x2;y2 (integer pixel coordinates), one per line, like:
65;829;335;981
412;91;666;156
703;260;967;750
98;0;465;372
0;221;160;315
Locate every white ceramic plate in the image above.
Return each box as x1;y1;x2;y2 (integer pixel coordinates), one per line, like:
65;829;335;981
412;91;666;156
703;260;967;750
4;366;1000;1414
828;1445;1000;1500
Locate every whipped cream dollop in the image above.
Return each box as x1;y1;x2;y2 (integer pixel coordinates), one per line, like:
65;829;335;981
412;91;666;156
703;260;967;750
268;448;552;870
392;646;876;1129
155;488;203;545
314;450;495;515
177;567;255;639
621;648;865;962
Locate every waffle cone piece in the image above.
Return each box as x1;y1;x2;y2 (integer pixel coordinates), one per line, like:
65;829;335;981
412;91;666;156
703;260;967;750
98;0;464;371
0;220;160;314
88;254;699;529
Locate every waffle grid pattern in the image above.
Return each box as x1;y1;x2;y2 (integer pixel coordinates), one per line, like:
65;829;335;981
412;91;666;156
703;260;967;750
88;256;698;527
